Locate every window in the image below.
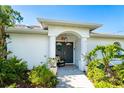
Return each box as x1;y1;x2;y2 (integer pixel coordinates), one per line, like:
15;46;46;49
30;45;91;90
113;42;121;55
114;42;121;47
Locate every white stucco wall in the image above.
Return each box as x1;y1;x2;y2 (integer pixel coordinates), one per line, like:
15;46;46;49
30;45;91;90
48;25;90;38
7;33;49;69
87;37;124;65
87;37;124;52
75;38;81;67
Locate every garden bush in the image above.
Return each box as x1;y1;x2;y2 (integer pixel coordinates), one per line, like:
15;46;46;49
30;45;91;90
0;56;27;87
112;62;124;83
87;60;123;87
94;81;116;88
87;60;124;87
87;67;105;82
6;83;17;88
28;65;58;87
86;44;124;88
87;60;105;82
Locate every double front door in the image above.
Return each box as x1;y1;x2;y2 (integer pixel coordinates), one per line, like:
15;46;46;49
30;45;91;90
56;42;73;63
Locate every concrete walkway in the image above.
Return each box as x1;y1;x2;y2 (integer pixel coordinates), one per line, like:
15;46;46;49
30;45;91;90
56;65;94;88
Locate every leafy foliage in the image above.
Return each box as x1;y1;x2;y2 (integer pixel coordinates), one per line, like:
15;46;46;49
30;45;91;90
0;46;11;58
112;62;124;83
94;81;116;88
28;65;58;87
86;44;124;78
86;44;124;88
0;56;27;87
87;60;105;82
6;83;17;88
0;47;58;88
0;5;23;26
47;58;57;68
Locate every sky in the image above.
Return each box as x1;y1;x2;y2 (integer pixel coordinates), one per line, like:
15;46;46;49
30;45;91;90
12;5;124;34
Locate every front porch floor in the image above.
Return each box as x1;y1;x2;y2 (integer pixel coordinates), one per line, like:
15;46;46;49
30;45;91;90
56;65;94;88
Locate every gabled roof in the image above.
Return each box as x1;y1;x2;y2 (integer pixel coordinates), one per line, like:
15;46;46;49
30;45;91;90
37;18;102;31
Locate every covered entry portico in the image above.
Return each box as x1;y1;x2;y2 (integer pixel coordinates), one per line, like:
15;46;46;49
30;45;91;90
38;18;101;71
48;30;88;71
56;32;88;71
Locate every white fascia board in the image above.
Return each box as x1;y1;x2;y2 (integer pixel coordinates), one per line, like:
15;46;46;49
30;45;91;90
90;33;124;39
37;18;102;31
6;27;48;35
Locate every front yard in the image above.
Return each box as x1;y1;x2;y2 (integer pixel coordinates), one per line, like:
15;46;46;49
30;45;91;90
0;47;58;88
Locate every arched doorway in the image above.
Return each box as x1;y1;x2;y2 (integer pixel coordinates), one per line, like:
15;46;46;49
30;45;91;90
56;31;82;69
48;30;88;71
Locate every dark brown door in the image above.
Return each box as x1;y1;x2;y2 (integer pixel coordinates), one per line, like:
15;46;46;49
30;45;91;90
56;42;73;63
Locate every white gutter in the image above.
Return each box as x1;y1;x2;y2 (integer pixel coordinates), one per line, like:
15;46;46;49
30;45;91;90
90;33;124;39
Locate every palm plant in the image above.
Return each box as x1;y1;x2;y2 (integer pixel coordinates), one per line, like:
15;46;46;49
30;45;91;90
86;44;124;78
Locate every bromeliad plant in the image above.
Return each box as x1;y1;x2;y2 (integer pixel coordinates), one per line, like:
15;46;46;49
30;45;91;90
86;44;124;78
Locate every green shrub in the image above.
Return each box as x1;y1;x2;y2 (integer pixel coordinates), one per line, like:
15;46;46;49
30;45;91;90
86;44;124;88
6;83;17;88
0;56;27;86
87;60;124;88
94;81;116;88
112;62;124;83
28;65;58;87
87;67;105;82
87;59;100;70
109;76;122;85
87;60;105;82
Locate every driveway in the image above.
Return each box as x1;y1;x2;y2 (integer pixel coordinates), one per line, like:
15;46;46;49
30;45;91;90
56;65;94;88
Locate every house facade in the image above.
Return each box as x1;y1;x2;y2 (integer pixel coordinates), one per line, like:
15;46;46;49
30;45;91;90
6;18;124;71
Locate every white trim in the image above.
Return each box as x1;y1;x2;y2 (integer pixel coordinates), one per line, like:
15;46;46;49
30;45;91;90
6;27;48;34
37;18;102;31
6;27;124;39
91;32;124;39
73;41;76;65
79;37;88;71
49;36;56;58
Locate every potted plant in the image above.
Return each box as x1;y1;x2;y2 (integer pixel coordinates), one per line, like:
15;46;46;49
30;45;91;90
47;58;57;75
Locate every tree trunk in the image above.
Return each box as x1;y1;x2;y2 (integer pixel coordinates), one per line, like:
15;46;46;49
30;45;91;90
0;26;6;45
0;26;7;58
104;60;117;79
104;59;113;77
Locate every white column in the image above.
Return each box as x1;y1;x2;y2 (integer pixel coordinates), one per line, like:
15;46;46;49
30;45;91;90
79;37;87;71
49;36;56;58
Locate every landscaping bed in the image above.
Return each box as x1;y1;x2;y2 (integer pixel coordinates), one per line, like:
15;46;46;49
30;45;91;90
87;60;124;88
86;44;124;88
0;53;58;88
1;63;58;88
